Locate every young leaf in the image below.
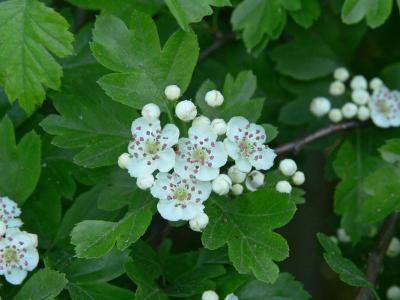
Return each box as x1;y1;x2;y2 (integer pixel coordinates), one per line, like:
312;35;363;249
0;0;74;113
202;188;296;283
0;117;41;205
341;0;393;28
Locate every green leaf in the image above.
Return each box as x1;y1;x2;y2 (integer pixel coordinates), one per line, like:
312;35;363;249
40;65;137;168
380;62;400;90
317;233;372;287
165;0;231;31
68;282;134;300
0;117;41;205
91;12;199;113
289;0;320;28
236;273;311;300
341;0;393;28
262;124;279;143
0;0;74;113
13;269;68;300
379;138;400;164
202;188;296;283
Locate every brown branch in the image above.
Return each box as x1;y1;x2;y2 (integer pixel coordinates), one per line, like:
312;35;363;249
199;32;235;62
356;213;399;300
274;120;364;155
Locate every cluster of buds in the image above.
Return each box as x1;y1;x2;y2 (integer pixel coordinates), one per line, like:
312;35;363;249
0;196;39;285
202;290;238;300
275;159;305;194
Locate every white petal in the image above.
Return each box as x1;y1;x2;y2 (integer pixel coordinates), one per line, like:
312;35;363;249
5;269;27;285
370;112;391;128
150;173;171;200
208;141;227;168
248;123;266;143
235;157;252;172
127;157;157;178
160;124;180;148
249;147;276;170
195;181;212;202
226;116;249;141
157;200;204;221
24;249;39;271
189;124;217;142
174;156;192;178
157;148;175;172
131;117;160;137
7;218;23;228
197;165;219;181
224;139;239;160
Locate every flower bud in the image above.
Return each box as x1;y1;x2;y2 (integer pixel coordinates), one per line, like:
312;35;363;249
164;84;181;101
202;290;219;300
337;228;351;243
141;103;160;122
228;165;246;183
192;115;211;127
292;171;305;185
211;118;227;135
350;75;367;90
212;174;232;195
136;174;155;190
386;237;400;257
189;212;209;232
333;67;350;82
205;90;224;107
369;77;383;91
341;102;358;119
231;184;244;196
387;286;400;300
329;108;343;123
357;106;370;121
310;97;331;117
0;220;6;236
175;100;197;122
329;81;345;96
351;89;369;105
275;180;292;194
279;159;297;176
245;170;265;192
118;153;131;169
224;294;239;300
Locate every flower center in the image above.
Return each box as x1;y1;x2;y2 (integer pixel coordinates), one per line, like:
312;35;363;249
192;148;207;164
239;139;253;156
145;139;159;155
377;100;391;114
4;248;17;264
173;186;188;201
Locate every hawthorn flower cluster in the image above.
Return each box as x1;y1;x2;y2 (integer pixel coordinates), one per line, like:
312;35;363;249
310;67;400;128
0;196;39;285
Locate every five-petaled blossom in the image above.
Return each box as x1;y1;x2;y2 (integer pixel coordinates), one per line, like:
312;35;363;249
370;87;400;128
127;117;179;177
175;125;227;181
224;116;276;172
0;197;23;230
0;228;39;285
151;172;211;221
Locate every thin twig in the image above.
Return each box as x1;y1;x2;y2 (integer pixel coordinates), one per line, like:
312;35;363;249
356;213;399;300
274;121;364;155
199;32;235;62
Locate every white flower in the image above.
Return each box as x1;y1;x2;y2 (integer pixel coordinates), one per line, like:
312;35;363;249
341;102;358;119
228;165;246;183
224;293;239;300
176;100;197;122
211;118;227;136
351;89;369;105
0;228;39;285
231;184;244;196
136;174;155;190
329;81;345;96
212;174;232;195
369;87;400;128
369;77;383;91
386;237;400;257
0;197;22;230
350;75;367;90
387;286;400;300
141;103;160;122
189;212;209;232
310;97;331;117
279;159;297;176
275;180;292;194
357;106;370;121
224;117;276;172
337;228;351;243
202;290;219;300
333;67;350;82
205;90;224;107
292;171;305;185
164;85;181;101
117;153;131;169
151;173;211;221
328;108;343;123
193;115;211;127
245;170;264;192
0;221;5;236
175;125;227;181
127;117;179;178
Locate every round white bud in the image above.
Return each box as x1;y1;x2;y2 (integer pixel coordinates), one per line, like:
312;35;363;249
141;103;160;122
192;115;211;127
279;159;297;176
211;118;227;135
136;174;155;190
175;100;197;122
245;170;265;192
164;85;181;101
202;290;219;300
387;286;400;300
310;97;331;117
351;89;369;105
369;77;384;91
212;174;232;196
341;102;358;119
118;153;131;169
329;81;345;96
350;75;367;90
328;108;343;123
337;228;351;243
357;106;370;121
386;237;400;257
333;67;350;82
292;171;305;185
275;180;292;194
205;90;224;107
189;212;209;232
224;293;239;300
228;165;247;183
0;220;6;236
231;184;244;196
